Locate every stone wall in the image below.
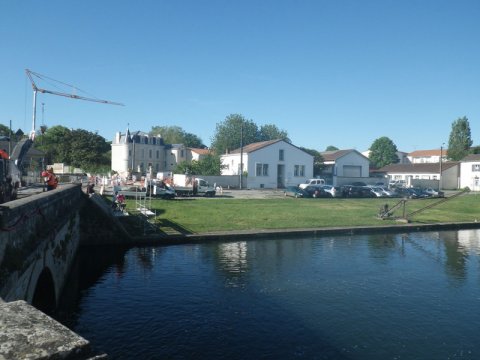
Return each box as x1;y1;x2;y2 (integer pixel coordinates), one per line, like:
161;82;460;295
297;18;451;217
0;184;85;306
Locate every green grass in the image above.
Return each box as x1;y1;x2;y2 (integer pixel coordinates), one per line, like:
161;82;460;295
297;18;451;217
122;193;480;234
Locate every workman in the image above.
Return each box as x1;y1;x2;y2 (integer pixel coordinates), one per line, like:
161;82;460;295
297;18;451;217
42;167;58;191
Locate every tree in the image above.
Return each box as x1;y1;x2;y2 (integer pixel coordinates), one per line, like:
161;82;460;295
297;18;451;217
369;137;399;168
36;126;111;172
299;147;324;176
210;114;259;155
325;145;339;151
69;129;110;170
0;124;12;137
174;154;225;176
447;116;473;161
150;125;204;148
258;124;290;143
37;125;72;164
211;114;290;155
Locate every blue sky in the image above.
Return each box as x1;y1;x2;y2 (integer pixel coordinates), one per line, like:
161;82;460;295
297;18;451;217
1;0;479;152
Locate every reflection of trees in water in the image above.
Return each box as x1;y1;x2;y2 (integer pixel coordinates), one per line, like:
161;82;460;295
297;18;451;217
367;233;403;261
442;231;467;282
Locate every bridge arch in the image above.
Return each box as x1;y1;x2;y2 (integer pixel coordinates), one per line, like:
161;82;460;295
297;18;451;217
32;267;56;315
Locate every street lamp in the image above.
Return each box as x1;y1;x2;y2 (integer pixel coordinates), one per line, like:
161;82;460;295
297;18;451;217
439;143;445;190
239;121;243;190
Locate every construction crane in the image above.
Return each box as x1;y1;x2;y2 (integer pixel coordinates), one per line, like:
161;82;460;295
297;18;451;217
25;69;124;139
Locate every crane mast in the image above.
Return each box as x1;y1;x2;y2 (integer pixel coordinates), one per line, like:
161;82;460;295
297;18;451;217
25;69;124;139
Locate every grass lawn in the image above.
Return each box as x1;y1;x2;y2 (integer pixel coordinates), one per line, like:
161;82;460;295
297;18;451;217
123;192;480;234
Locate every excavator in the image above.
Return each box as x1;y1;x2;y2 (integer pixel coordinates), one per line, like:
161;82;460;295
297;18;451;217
0;69;123;204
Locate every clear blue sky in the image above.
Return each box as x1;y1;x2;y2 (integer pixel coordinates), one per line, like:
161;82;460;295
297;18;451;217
1;0;479;152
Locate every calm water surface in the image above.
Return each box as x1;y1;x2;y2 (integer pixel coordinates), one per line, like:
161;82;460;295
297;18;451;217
57;230;480;359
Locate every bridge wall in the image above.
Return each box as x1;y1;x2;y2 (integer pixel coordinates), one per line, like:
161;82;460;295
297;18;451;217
0;184;85;307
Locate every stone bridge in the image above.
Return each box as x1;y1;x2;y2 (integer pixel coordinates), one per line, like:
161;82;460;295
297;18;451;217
0;184;113;359
0;184;85;313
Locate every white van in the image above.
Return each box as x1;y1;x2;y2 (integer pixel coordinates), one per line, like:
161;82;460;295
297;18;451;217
299;178;325;189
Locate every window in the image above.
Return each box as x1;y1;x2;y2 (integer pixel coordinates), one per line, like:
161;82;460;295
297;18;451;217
472;164;480;172
156;150;159;159
149;149;152;158
141;149;145;158
294;165;305;177
181;149;185;158
256;163;269;176
279;149;284;161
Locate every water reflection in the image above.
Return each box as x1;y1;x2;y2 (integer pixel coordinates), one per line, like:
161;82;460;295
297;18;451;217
56;229;480;359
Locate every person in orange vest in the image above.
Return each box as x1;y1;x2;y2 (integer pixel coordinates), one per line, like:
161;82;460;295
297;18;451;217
41;167;58;191
0;149;8;160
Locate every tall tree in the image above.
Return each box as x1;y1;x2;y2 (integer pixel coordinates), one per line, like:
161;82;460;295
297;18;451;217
37;125;72;164
37;126;110;172
211;114;290;155
325;145;339;151
69;129;110;170
369;137;399;168
258;124;290;143
210;114;259;155
299;147;324;176
150;125;204;148
447;116;472;161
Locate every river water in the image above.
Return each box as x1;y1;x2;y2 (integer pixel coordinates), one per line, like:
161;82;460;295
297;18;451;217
56;229;480;359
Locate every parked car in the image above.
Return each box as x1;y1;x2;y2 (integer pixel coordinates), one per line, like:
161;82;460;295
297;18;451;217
369;187;385;197
304;185;328;198
396;187;428;199
389;180;406;188
341;185;375;198
351;181;367;187
321;185;341;198
299;178;325;189
423;188;445;198
369;187;396;198
284;186;310;198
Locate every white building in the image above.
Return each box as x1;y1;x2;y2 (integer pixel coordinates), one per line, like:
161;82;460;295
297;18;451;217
379;162;459;189
111;129;211;177
459;154;480;191
220;139;313;189
408;149;448;164
111;130;167;176
320;149;371;186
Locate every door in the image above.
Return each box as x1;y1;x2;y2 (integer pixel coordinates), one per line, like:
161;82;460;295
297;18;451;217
277;164;285;188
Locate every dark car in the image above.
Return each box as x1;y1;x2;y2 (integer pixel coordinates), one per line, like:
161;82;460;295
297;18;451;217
341;185;375;198
284;186;310;198
396;187;428;199
304;185;328;198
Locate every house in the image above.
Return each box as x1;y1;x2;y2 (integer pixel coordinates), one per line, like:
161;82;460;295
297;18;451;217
220;139;313;189
187;147;211;162
378;162;459;190
111;130;167;176
111;129;211;177
459;154;480;191
319;149;371;186
408;149;448;164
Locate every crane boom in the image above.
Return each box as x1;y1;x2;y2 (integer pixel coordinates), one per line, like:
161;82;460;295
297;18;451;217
25;69;124;138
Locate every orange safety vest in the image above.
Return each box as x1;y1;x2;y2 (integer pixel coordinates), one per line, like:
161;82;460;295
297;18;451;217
42;171;58;189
